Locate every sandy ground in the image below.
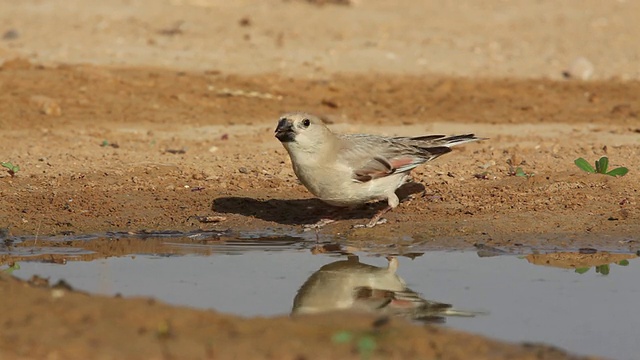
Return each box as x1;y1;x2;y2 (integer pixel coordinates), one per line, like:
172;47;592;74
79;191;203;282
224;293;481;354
1;0;639;358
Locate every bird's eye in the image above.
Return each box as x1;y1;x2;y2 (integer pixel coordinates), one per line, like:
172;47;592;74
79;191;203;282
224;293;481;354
302;118;311;128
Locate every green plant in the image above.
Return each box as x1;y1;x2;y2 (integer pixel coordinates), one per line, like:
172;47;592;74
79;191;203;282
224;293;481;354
1;162;20;177
2;263;20;274
100;140;120;148
595;264;610;275
574;156;628;177
156;319;172;339
513;166;534;178
575;259;630;275
332;330;377;359
507;157;534;178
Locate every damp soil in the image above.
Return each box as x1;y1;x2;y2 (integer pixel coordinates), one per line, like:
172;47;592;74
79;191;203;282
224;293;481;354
1;63;638;248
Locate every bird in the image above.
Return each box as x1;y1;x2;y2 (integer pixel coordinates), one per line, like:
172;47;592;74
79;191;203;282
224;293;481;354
292;256;480;323
274;112;484;228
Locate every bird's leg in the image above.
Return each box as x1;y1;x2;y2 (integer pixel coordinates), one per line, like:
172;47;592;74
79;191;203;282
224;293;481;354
302;204;350;231
364;206;392;228
386;256;398;272
354;193;399;228
352;205;391;228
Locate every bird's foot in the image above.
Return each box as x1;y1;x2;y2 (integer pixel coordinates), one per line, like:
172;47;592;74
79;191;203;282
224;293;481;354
352;217;388;229
353;205;392;228
303;218;336;231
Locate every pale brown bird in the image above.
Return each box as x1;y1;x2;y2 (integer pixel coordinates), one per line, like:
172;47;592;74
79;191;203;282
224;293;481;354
275;112;483;228
292;256;480;322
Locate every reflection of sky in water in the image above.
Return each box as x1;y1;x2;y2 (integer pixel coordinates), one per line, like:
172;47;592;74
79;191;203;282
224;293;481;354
8;250;640;360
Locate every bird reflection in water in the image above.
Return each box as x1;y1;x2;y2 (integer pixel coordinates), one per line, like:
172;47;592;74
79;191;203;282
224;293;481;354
292;255;481;324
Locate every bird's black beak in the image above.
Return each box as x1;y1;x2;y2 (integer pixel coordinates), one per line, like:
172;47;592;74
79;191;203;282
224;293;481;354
275;118;295;142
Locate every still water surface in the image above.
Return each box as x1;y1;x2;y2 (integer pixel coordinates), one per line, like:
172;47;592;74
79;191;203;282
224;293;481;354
3;236;638;360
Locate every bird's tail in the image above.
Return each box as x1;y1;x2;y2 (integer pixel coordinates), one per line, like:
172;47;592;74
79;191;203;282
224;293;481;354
434;307;488;317
410;303;488;324
389;292;488;319
409;134;484;148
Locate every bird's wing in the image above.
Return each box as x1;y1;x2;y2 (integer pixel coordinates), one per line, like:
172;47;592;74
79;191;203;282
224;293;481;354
353;286;451;311
338;134;451;183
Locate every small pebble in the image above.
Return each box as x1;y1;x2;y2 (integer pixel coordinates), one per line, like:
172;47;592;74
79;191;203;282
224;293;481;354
30;95;62;116
2;29;19;40
51;289;65;299
562;57;594;80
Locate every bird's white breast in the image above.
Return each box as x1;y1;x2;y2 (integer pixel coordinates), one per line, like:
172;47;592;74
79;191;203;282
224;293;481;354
284;139;408;207
294;156;407;206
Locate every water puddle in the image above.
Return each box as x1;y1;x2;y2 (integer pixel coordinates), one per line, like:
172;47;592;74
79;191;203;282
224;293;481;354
1;233;639;360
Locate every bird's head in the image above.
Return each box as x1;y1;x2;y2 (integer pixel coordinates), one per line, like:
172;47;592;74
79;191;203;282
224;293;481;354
275;112;333;153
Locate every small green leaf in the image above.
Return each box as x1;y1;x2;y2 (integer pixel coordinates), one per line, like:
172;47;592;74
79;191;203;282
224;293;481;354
1;162;19;175
618;260;629;266
574;158;595;173
606;167;629;177
575;267;590;274
596;264;610;275
332;331;353;344
515;167;526;177
2;263;20;274
156;320;172;339
596;156;609;174
357;335;377;356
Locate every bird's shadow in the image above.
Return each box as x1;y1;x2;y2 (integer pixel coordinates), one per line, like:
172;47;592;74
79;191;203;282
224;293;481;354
212;182;425;226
